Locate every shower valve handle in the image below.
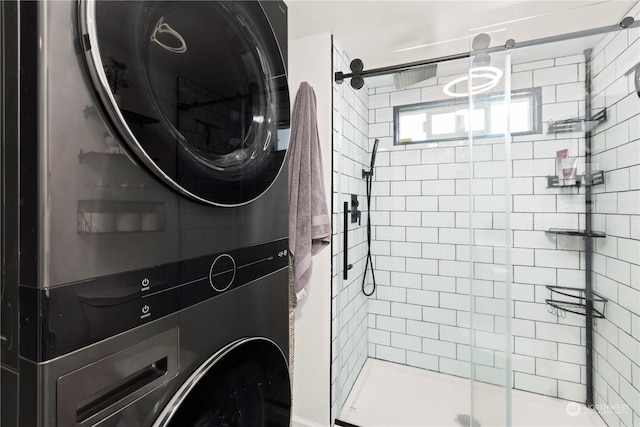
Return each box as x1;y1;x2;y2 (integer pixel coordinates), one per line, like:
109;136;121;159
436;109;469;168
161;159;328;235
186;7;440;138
350;194;361;224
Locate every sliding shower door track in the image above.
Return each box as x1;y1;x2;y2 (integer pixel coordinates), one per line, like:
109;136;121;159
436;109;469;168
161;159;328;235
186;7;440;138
334;419;362;427
335;16;640;84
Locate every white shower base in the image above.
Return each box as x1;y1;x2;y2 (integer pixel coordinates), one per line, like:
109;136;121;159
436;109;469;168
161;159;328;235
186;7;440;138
338;359;606;427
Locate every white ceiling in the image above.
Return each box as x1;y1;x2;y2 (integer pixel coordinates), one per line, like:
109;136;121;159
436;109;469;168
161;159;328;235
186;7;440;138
287;0;637;73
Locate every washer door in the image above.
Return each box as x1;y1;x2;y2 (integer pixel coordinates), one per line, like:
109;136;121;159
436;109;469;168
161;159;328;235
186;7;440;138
153;338;291;427
80;0;290;206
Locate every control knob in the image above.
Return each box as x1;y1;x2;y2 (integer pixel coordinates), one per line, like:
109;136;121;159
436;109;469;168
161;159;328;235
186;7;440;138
209;254;236;292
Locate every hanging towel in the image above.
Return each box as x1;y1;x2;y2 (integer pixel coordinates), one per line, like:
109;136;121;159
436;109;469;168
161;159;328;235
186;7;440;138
288;82;331;300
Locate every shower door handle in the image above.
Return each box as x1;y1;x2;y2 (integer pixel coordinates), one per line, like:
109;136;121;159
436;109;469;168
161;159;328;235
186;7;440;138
343;202;353;280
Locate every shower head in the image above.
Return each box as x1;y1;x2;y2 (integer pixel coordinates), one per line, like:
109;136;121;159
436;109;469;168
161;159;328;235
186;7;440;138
369;138;380;171
362;139;379;178
393;64;437;90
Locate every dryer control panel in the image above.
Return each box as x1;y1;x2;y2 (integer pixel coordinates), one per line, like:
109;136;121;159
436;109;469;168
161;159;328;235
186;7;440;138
19;238;289;362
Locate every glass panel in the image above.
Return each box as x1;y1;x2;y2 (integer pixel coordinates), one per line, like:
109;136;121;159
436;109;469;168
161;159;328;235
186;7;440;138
463;108;486;132
399;110;427;141
333;38;478;427
91;0;289;205
466;31;511;427
331;38;370;422
431;112;456;134
395;88;541;145
499;17;639;427
467;10;639;427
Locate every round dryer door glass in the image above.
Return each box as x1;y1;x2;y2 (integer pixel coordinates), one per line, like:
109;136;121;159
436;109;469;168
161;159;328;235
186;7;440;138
153;338;291;426
81;0;290;206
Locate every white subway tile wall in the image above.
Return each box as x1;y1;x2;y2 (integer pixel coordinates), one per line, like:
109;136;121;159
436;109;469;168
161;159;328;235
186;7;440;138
363;49;602;397
591;3;640;425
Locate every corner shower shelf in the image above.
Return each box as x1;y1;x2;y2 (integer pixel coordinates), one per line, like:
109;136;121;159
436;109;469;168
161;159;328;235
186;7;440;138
547;108;607;134
546;228;606;238
546;170;605;188
546;176;581;188
546;285;607;318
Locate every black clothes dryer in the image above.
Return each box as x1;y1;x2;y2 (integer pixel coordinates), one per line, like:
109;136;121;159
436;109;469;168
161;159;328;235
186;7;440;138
80;0;291;207
0;1;291;426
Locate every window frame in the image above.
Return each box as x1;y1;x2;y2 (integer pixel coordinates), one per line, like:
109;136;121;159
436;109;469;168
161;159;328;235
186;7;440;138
393;87;542;146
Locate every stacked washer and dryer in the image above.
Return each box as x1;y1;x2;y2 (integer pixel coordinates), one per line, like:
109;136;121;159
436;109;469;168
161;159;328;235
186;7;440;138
1;1;292;425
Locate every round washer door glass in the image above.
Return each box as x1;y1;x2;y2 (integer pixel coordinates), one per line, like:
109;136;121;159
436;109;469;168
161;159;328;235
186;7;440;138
81;0;290;206
154;339;291;426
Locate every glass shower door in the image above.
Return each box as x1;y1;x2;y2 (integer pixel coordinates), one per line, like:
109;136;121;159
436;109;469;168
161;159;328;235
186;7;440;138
331;37;371;422
466;12;640;425
465;34;513;427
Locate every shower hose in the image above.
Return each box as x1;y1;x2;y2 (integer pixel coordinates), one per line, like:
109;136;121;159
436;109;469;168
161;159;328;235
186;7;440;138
362;171;376;296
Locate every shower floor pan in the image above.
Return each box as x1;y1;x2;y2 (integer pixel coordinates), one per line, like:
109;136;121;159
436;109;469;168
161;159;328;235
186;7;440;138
339;359;606;427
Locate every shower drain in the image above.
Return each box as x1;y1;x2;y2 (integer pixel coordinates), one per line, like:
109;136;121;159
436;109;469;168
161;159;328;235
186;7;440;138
455;414;482;427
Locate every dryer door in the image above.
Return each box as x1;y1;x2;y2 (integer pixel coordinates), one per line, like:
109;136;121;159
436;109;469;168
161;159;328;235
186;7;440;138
80;0;290;206
153;338;291;427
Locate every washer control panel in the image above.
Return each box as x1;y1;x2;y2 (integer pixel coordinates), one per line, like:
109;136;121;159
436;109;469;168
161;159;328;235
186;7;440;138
20;239;288;361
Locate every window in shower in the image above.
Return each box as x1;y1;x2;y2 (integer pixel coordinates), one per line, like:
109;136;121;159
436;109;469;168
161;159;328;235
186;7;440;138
394;87;542;145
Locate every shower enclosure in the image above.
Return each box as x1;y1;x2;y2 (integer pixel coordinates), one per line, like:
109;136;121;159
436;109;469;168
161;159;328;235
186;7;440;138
332;3;640;426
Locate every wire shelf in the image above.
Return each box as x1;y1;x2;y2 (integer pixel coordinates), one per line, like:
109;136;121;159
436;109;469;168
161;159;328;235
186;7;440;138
546;228;606;238
547;108;607;134
546;170;605;188
545;285;607;319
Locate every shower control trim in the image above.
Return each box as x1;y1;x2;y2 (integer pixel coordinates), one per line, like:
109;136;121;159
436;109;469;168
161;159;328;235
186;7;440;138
350;194;361;224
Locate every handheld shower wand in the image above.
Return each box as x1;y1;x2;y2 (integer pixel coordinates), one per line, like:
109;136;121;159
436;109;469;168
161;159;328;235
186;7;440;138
361;139;379;296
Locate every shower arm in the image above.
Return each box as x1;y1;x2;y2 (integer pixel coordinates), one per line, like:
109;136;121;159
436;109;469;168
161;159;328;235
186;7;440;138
335;16;640;86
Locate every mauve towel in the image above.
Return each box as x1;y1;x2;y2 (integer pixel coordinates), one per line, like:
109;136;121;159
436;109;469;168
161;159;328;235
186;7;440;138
288;82;331;298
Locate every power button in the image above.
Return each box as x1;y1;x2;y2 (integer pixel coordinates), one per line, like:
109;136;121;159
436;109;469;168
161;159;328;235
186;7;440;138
140;305;151;319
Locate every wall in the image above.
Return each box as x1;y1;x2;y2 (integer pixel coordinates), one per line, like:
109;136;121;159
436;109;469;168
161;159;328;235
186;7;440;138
330;38;370;420
591;2;640;425
365;50;604;401
288;32;333;427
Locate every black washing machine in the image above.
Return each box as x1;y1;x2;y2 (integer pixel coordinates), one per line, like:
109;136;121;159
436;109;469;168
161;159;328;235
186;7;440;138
0;0;291;425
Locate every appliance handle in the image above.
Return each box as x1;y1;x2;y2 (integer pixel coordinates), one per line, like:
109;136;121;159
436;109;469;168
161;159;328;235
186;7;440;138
343;202;352;279
56;328;178;426
76;358;168;424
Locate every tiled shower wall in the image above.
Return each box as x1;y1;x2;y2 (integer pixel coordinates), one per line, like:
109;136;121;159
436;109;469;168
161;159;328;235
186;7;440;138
591;3;640;426
330;38;370;419
366;54;598;400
